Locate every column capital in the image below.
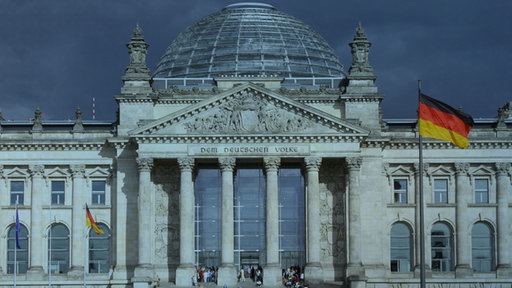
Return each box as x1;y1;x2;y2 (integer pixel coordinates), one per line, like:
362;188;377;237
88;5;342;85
345;157;362;171
495;162;511;176
305;156;322;171
219;157;236;171
455;162;470;176
177;157;194;172
136;158;154;172
413;162;429;176
70;164;86;177
264;157;281;171
28;164;45;177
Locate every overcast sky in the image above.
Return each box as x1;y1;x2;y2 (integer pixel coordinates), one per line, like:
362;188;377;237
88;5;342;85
1;0;511;122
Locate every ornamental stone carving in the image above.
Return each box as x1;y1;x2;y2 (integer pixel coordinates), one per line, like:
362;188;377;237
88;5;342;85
28;165;45;177
177;157;194;171
136;158;154;172
413;162;429;176
345;157;362;171
70;164;86;178
184;89;312;134
264;157;281;171
455;162;470;176
219;157;236;171
495;162;511;176
305;157;322;171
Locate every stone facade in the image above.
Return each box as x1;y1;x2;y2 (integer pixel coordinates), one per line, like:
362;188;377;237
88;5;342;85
0;5;511;288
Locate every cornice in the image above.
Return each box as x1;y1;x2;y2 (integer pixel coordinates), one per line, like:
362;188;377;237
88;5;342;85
362;138;512;150
0;142;105;151
133;134;365;145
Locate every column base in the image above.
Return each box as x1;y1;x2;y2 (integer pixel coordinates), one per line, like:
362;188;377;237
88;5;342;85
346;263;365;278
305;262;323;284
455;264;473;278
347;275;368;288
413;264;431;278
27;266;45;280
217;264;238;287
68;265;85;278
263;264;281;287
176;264;196;287
497;264;512;278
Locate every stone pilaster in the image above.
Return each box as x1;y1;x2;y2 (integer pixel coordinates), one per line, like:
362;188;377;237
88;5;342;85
133;158;154;283
496;163;512;277
28;165;45;276
69;165;86;275
263;157;281;286
175;157;196;287
413;163;431;277
454;163;472;277
217;157;237;286
304;157;323;283
346;157;364;279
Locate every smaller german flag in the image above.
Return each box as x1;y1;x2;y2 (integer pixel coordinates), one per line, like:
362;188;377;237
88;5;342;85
86;204;104;234
418;94;474;149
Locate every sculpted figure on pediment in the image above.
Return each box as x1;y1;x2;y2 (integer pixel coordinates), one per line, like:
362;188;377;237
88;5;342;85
184;89;313;134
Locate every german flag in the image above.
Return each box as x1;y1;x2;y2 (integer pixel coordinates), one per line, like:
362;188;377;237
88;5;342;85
418;94;474;149
86;204;104;234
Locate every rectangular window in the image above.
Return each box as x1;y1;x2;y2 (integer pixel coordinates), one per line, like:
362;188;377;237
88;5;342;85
10;181;24;205
92;180;106;205
474;179;489;203
393;179;408;204
51;181;65;205
434;179;448;204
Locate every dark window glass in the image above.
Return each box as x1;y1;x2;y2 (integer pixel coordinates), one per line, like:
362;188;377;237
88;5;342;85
48;224;69;274
431;222;453;272
7;224;29;274
472;222;494;272
92;180;106;205
393;179;407;204
89;223;110;273
390;222;412;272
10;181;24;205
51;180;65;205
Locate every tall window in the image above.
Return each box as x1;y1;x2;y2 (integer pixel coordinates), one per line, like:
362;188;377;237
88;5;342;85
51;180;65;205
89;223;110;273
393;179;408;204
472;222;494;272
433;179;448;204
194;166;221;268
431;222;453;272
48;223;70;274
10;181;24;205
278;166;305;269
234;166;266;269
390;222;413;272
474;179;489;203
7;224;29;274
92;180;106;205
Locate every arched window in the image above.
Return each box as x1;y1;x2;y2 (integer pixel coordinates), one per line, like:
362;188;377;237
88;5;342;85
472;222;494;272
89;223;110;273
390;222;413;272
48;223;70;274
7;223;29;274
431;222;454;272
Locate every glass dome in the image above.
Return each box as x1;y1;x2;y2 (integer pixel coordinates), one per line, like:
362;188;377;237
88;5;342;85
153;3;344;79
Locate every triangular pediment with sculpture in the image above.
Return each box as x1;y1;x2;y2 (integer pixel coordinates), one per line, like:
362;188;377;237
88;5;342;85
131;83;368;138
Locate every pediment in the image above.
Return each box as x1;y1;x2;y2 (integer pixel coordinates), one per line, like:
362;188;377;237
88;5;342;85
131;83;368;140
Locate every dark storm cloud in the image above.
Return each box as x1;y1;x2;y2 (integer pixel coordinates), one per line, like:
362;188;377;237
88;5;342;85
1;0;510;121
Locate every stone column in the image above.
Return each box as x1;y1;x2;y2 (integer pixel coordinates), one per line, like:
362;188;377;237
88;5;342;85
454;162;472;277
217;157;237;286
304;157;323;283
28;165;45;275
175;157;196;287
69;165;86;275
413;163;431;277
496;163;512;277
346;157;365;279
133;158;154;283
264;157;281;286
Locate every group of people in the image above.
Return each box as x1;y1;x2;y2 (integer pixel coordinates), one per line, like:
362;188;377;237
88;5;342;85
193;266;218;285
238;265;263;285
282;266;306;288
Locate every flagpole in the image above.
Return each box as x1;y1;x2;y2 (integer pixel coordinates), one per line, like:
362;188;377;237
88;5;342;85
49;196;52;287
418;80;426;288
14;200;18;288
84;204;88;288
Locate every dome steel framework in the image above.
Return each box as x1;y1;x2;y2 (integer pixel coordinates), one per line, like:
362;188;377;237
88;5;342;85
153;3;344;79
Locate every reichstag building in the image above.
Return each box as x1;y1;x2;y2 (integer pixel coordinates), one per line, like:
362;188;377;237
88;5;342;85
1;3;511;288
